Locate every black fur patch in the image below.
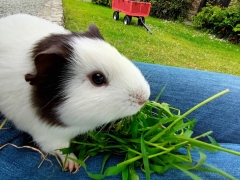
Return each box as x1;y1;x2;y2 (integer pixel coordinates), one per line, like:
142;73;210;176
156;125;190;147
25;24;104;127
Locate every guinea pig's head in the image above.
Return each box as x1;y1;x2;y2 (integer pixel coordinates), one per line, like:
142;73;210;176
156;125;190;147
25;24;150;130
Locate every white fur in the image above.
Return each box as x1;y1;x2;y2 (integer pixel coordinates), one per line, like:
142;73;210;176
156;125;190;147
0;14;150;163
58;37;150;129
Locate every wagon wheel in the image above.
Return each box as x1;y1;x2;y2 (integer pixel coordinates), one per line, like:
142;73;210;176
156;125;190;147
129;16;132;22
123;15;131;25
113;11;119;21
138;17;145;26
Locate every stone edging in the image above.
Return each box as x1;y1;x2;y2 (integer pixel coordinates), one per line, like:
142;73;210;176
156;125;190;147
38;0;64;26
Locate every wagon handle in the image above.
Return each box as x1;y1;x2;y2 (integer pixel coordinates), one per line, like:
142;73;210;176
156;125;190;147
139;18;152;34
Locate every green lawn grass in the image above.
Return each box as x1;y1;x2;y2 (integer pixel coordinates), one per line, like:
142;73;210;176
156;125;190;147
63;0;240;76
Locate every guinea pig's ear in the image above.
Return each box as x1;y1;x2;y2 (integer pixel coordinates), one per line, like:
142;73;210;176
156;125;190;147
84;24;104;40
25;45;67;85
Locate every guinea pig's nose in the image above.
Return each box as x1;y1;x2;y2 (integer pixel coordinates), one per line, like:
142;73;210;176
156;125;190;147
138;100;146;106
136;95;148;106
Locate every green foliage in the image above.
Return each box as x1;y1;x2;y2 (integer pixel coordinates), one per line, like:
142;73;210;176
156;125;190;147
233;23;240;35
92;0;111;7
142;0;193;21
192;2;240;43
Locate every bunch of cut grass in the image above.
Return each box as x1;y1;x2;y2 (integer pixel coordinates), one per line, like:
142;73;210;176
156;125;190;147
60;89;240;179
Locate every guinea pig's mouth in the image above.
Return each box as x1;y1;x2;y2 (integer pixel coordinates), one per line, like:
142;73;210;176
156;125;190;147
96;102;147;133
120;103;145;119
130;93;149;105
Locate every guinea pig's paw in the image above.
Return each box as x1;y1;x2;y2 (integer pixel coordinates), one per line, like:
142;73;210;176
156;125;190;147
63;154;80;173
56;151;80;173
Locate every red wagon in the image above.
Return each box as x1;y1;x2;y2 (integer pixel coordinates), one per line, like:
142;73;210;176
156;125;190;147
112;0;152;33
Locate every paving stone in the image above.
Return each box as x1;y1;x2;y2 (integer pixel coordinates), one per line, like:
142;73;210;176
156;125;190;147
0;0;64;26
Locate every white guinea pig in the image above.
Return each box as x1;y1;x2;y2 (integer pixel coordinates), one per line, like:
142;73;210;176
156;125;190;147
0;14;150;172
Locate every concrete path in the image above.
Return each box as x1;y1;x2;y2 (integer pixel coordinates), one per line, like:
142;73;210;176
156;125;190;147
0;0;64;26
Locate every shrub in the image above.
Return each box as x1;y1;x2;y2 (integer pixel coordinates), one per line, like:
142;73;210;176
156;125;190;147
92;0;111;7
142;0;193;21
192;2;240;43
234;24;240;35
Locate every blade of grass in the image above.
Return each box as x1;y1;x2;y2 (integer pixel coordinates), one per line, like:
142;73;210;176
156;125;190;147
143;122;164;138
122;166;129;180
117;147;173;167
129;163;139;180
149;89;229;143
148;147;174;159
101;153;112;174
171;163;202;180
0;119;7;129
78;145;86;160
126;147;142;156
207;135;220;146
103;164;127;177
69;156;128;179
144;141;173;151
130;119;139;138
71;140;99;147
117;155;143;167
68;157;104;179
175;136;240;156
169;119;197;134
183;129;194;138
168;153;192;163
141;134;151;180
202;162;238;180
154;85;166;102
107;134;128;144
126;152;140;180
150;102;173;117
149;163;165;174
187;147;193;163
189;150;206;169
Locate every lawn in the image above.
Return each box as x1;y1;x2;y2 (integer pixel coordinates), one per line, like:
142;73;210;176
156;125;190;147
62;0;240;76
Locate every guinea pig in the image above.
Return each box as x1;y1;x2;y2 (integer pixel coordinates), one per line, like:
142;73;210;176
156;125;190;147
0;14;150;172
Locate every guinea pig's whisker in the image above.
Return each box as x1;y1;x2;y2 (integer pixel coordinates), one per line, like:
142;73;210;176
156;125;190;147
40;94;62;110
145;72;151;81
106;123;115;133
95;124;108;134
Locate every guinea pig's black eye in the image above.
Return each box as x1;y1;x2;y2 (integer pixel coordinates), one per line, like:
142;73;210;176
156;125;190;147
92;73;105;85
